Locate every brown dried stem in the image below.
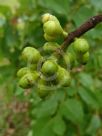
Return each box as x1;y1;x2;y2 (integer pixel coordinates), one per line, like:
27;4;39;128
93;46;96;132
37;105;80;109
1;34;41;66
61;15;102;51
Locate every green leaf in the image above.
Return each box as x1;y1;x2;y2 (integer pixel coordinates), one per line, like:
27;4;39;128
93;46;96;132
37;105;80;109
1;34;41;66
95;91;102;108
39;0;70;16
78;87;100;109
73;6;94;26
78;73;94;90
60;98;84;125
33;117;55;136
90;0;102;11
52;114;66;136
0;65;15;84
0;5;12;17
86;115;101;135
33;90;65;118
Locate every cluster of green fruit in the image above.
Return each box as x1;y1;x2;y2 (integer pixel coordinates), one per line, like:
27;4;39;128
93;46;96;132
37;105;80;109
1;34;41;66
17;13;90;97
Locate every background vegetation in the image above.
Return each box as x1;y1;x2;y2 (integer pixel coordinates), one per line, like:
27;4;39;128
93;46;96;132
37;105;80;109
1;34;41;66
0;0;102;136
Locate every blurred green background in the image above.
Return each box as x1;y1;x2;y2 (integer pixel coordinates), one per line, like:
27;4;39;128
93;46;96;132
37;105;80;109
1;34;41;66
0;0;102;136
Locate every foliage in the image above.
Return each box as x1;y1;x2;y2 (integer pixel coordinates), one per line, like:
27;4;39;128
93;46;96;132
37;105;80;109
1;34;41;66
0;0;102;136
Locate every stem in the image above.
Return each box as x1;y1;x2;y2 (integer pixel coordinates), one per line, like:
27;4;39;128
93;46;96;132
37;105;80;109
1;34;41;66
61;15;102;51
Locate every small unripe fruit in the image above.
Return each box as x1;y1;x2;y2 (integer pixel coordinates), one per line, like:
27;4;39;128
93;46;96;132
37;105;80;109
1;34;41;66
42;13;51;23
42;13;60;24
66;52;75;63
21;47;41;63
41;60;58;76
63;53;71;68
43;42;59;54
56;66;71;87
48;55;58;63
37;88;49;98
19;72;39;89
17;67;30;78
30;64;37;70
73;38;89;53
64;52;75;68
82;51;89;64
43;20;63;36
44;33;55;41
37;79;49;98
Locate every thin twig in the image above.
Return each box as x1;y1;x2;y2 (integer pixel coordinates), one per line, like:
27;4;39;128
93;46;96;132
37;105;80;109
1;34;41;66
61;15;102;51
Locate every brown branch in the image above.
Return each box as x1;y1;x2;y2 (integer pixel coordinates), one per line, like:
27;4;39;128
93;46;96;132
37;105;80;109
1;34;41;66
61;15;102;51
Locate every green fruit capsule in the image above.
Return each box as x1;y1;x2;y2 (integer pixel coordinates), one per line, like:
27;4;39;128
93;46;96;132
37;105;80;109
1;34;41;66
82;51;89;64
37;79;49;98
43;42;59;54
17;67;30;78
42;13;60;24
42;13;51;23
30;64;37;71
48;55;58;63
43;20;63;36
73;38;89;53
44;33;55;41
37;88;49;98
19;72;39;89
56;66;71;87
21;47;41;63
41;60;58;76
63;53;71;68
64;52;75;68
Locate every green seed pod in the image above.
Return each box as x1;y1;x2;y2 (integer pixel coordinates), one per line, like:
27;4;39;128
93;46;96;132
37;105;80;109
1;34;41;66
42;13;68;39
48;55;58;63
42;13;60;24
37;79;49;98
17;67;30;78
73;38;89;53
19;72;39;89
64;52;75;68
41;60;58;76
42;13;51;23
21;47;42;63
43;42;59;54
44;33;55;41
29;64;37;71
82;51;90;64
43;20;63;36
56;66;71;87
63;53;71;68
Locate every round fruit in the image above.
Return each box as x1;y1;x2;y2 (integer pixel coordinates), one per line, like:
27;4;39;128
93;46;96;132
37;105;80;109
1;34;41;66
64;52;75;68
66;52;75;63
43;20;63;36
56;66;71;87
17;67;30;78
44;33;55;41
21;47;41;63
37;88;49;98
42;13;51;23
30;64;37;70
48;55;58;63
37;79;49;98
19;72;39;89
82;51;89;64
42;13;60;24
63;53;71;68
41;60;58;76
43;42;59;54
73;38;89;53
